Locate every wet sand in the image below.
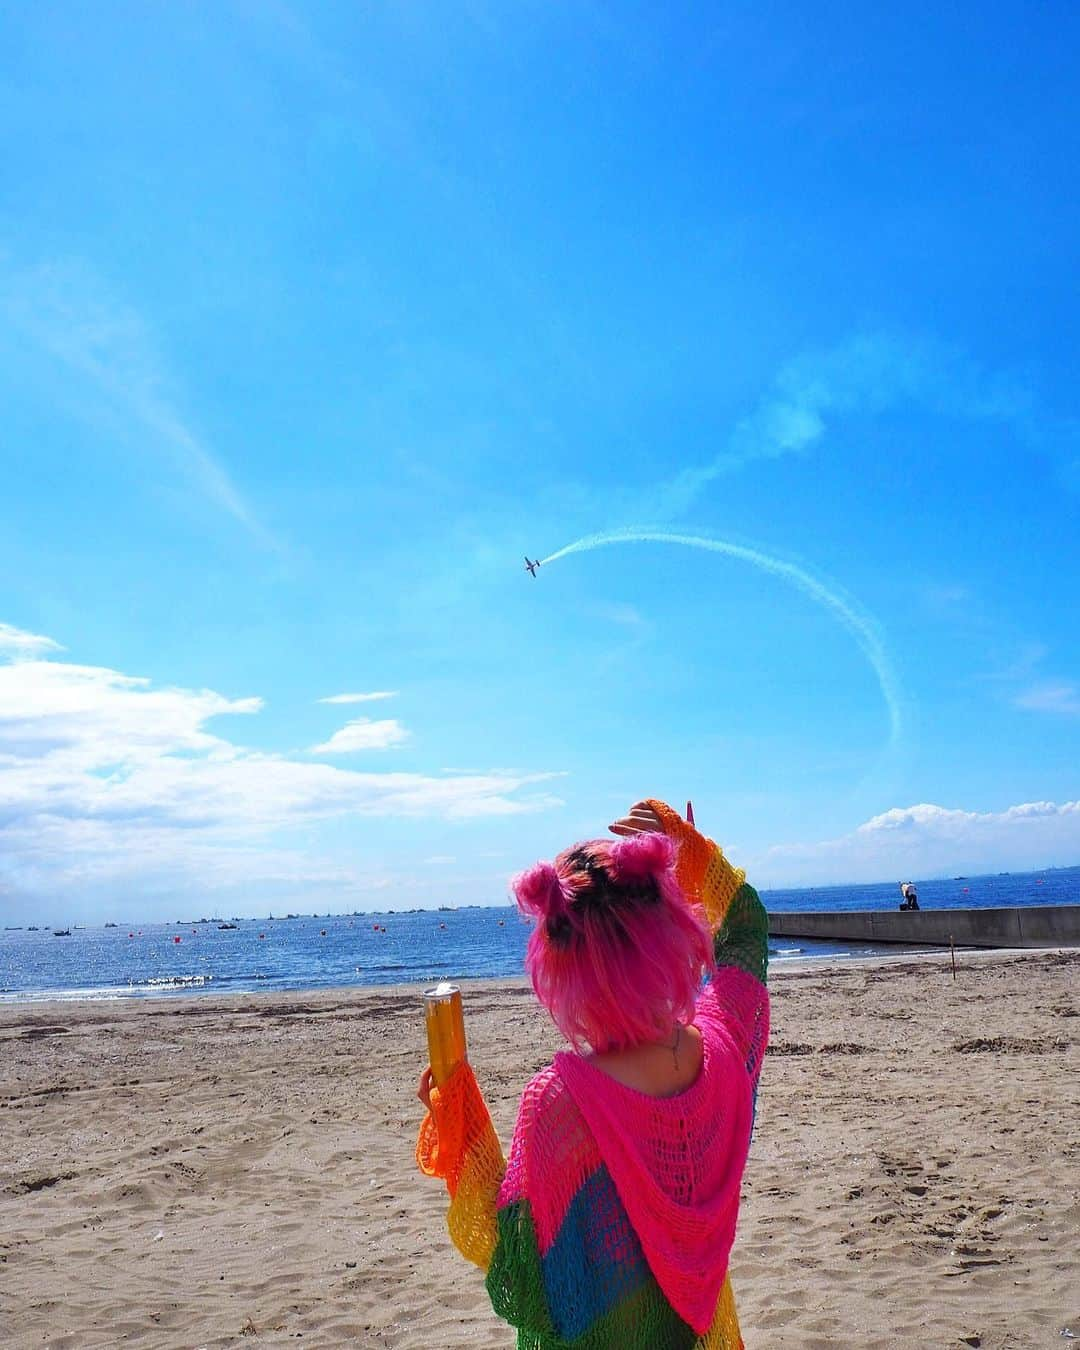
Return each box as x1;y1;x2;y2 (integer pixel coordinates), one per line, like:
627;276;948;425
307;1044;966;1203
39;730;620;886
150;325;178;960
1;949;1077;1348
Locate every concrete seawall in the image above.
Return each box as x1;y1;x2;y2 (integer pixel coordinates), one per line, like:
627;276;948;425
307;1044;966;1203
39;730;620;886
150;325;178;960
767;904;1080;949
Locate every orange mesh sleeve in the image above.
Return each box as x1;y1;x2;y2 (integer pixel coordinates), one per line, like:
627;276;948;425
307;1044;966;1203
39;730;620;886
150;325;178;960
646;799;746;933
416;1062;506;1272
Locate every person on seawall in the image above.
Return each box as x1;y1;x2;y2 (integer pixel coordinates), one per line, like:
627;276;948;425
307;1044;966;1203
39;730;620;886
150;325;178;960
898;882;920;911
415;798;771;1348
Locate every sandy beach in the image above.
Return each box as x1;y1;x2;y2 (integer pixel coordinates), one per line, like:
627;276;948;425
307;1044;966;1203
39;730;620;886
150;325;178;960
1;949;1077;1349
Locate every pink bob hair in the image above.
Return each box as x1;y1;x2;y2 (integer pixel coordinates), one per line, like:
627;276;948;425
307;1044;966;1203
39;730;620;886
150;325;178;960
512;831;715;1053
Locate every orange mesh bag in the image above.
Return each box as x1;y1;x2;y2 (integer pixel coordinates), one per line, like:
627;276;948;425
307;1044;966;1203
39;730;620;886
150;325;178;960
416;1061;505;1271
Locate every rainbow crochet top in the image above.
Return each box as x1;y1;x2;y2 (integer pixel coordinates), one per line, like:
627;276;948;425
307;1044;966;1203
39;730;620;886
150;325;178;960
417;801;770;1348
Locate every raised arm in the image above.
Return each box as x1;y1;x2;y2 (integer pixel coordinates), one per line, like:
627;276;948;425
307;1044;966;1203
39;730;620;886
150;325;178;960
644;798;769;985
613;800;769;1094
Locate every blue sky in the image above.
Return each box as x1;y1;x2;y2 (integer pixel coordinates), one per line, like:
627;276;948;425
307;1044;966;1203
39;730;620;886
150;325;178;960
2;2;1079;922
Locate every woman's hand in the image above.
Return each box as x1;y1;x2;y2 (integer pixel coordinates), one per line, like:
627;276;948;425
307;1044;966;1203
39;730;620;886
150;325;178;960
609;801;664;837
417;1066;435;1112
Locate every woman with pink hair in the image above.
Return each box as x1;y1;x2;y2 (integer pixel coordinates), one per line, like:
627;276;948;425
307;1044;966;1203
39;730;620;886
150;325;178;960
416;799;770;1348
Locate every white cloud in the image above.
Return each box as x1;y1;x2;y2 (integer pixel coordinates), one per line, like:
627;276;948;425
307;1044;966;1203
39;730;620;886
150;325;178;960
0;623;63;658
656;331;1033;517
982;642;1050;685
921;583;971;618
1013;682;1080;716
756;799;1080;886
318;691;398;705
311;718;411;753
1;259;270;545
0;628;563;907
591;603;649;633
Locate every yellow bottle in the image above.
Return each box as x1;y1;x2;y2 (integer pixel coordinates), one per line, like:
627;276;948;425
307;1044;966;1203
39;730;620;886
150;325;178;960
424;982;467;1086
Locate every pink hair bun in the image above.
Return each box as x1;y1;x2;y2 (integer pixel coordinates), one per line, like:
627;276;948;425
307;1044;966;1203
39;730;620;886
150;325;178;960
512;859;568;922
608;830;675;884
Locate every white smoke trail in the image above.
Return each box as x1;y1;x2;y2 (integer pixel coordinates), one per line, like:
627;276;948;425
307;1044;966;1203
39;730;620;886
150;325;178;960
540;528;904;751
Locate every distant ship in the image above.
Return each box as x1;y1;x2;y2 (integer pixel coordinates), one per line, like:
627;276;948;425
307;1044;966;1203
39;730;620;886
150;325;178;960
52;929;71;937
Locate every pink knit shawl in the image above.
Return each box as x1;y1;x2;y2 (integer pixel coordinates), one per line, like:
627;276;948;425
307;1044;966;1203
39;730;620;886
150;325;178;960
554;1006;754;1334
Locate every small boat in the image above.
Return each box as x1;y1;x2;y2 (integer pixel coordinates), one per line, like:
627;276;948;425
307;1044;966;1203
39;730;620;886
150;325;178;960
52;929;72;937
218;922;239;930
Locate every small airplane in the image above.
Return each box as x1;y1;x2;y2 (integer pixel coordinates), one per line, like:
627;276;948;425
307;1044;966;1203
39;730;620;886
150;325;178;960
524;556;540;578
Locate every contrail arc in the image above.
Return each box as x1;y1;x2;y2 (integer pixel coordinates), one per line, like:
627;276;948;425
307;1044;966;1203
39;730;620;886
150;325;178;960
540;528;904;751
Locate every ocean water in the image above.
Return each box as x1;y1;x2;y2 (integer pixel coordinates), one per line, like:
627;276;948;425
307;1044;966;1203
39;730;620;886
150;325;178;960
0;866;1075;1005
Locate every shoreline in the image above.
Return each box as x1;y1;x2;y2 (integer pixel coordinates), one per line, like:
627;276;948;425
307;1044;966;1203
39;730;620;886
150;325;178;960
2;942;1069;1014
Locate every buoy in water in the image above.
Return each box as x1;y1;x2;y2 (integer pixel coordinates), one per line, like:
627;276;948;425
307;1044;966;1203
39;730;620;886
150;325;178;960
173;935;181;943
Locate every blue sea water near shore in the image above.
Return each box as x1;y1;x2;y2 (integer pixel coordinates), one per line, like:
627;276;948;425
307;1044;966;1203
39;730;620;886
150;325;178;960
1;866;1076;1005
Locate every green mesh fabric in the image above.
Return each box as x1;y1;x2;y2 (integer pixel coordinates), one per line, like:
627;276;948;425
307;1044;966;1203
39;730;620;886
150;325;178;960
487;1200;701;1350
714;883;769;984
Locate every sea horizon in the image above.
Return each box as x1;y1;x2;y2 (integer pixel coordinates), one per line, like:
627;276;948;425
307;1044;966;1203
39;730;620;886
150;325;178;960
7;859;1078;930
2;864;1076;1005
